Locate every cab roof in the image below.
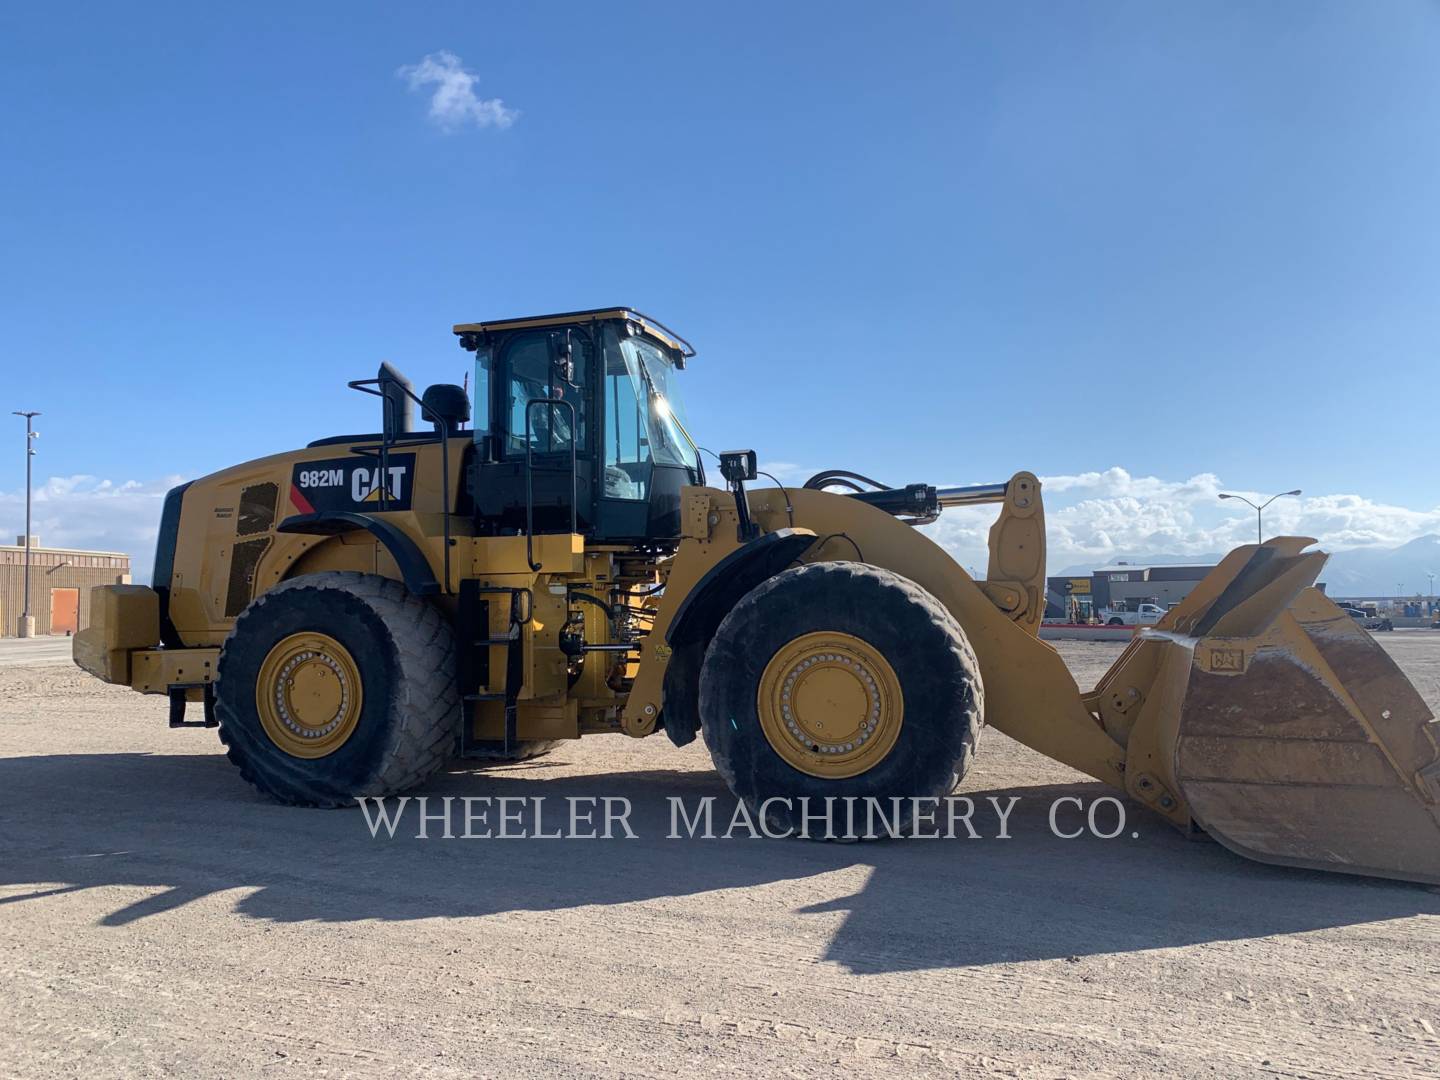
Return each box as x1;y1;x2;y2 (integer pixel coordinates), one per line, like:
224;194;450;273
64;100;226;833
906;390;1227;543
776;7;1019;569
452;307;695;359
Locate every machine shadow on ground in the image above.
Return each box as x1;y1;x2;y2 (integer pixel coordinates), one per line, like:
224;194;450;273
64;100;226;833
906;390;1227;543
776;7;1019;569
1;749;1435;973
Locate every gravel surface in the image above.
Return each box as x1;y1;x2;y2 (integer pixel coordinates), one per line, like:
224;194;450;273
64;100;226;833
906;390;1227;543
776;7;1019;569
2;635;1438;1078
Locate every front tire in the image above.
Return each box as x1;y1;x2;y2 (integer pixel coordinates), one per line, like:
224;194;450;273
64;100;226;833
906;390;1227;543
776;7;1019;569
699;562;982;837
214;572;459;807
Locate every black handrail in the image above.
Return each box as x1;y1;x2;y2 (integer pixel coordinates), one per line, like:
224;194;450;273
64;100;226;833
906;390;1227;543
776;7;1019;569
523;397;578;571
347;374;453;594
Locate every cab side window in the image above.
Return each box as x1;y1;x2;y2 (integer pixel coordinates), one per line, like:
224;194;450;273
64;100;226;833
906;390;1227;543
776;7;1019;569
603;346;650;500
503;331;589;455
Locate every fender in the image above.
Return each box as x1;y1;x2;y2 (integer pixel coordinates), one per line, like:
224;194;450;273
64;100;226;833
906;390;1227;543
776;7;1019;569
657;528;817;746
276;511;440;596
666;528;818;647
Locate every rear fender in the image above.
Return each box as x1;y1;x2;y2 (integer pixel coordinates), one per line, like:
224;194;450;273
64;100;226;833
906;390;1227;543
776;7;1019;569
277;511;440;596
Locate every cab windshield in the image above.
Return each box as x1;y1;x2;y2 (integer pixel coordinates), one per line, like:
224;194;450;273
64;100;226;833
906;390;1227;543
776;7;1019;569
619;336;699;470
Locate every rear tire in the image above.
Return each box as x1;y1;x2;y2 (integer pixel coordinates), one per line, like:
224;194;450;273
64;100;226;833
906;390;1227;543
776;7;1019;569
699;562;982;837
214;572;459;807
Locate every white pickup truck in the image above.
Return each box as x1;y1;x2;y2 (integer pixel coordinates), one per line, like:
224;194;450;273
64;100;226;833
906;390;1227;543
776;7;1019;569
1101;603;1168;627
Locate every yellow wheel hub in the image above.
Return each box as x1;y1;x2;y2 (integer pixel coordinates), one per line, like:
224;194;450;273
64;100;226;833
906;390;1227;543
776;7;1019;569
255;632;363;759
757;631;903;779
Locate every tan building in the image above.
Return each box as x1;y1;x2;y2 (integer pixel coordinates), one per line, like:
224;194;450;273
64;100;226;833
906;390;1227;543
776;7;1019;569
1;536;131;637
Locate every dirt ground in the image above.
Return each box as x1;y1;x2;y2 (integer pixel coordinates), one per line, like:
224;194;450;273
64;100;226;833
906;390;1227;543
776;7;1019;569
2;636;1438;1079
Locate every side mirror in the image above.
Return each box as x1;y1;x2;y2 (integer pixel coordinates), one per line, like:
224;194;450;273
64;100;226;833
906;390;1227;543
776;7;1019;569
718;450;760;542
719;449;758;483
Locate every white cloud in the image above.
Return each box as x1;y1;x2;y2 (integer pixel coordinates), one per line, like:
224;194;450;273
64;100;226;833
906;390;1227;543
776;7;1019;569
397;51;518;132
6;465;1436;593
755;461;809;483
747;463;1440;576
922;467;1440;576
0;474;185;585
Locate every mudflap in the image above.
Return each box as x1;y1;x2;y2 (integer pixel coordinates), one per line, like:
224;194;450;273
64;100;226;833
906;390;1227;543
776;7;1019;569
1113;539;1440;885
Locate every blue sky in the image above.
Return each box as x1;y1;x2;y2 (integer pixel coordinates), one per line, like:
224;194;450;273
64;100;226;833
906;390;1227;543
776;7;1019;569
4;2;1440;575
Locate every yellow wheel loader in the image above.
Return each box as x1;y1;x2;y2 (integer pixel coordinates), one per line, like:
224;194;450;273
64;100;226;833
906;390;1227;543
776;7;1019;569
75;308;1440;882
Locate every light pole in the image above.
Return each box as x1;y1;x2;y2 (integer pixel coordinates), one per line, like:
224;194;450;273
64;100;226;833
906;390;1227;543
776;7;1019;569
12;411;40;638
1218;489;1302;545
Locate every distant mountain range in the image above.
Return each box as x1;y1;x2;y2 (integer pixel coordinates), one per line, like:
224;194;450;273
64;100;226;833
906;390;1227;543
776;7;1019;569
1312;534;1440;598
1057;535;1440;599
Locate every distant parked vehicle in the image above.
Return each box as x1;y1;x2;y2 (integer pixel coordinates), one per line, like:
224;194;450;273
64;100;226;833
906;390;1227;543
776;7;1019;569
1102;602;1167;627
1340;606;1394;632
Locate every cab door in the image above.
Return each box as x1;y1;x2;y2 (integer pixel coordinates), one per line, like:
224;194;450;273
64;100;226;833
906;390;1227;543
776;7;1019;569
472;327;597;535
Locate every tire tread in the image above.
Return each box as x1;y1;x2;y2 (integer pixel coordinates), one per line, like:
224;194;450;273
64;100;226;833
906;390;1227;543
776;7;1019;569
214;572;458;807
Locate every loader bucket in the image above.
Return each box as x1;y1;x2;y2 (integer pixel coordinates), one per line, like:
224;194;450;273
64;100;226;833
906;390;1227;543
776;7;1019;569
1095;538;1440;885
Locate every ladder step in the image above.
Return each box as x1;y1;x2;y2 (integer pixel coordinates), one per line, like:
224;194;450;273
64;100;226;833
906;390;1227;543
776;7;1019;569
464;693;506;702
473;637;517;646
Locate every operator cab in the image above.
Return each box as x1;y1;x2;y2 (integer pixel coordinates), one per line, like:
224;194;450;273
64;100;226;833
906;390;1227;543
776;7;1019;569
455;308;703;542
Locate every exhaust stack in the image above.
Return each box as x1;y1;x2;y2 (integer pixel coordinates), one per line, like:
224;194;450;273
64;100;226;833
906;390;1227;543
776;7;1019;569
378;361;414;438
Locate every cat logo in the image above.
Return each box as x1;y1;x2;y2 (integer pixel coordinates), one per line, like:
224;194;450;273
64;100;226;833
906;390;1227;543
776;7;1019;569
354;465;408;504
288;453;415;514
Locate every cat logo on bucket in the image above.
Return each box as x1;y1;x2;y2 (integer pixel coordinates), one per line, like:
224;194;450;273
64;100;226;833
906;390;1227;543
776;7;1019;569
288;453;415;514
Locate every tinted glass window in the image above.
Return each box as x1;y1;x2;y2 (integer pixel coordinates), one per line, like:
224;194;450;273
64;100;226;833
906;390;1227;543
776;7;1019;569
472;346;493;438
503;332;589;454
603;341;650;500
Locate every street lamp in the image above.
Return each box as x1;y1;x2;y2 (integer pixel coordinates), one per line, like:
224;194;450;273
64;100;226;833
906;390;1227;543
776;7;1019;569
1218;489;1302;545
12;411;40;638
